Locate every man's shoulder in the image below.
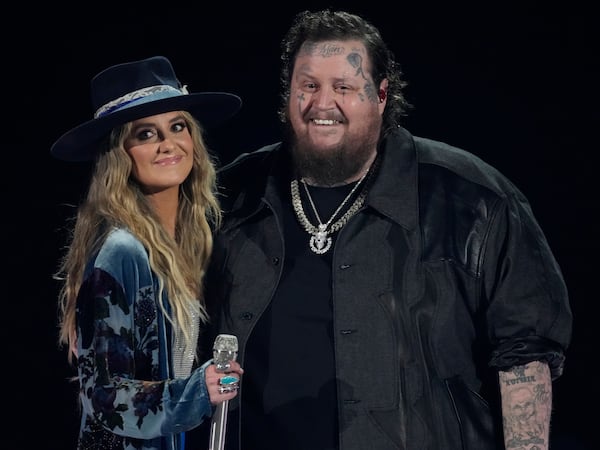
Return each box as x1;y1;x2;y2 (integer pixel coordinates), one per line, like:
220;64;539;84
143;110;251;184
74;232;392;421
221;142;282;173
413;135;489;170
216;142;283;208
409;133;515;196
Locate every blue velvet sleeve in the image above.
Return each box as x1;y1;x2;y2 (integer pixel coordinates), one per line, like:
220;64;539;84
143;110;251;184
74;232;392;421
75;228;212;443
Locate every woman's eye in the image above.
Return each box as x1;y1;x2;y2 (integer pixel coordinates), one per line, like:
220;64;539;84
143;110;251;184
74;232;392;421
172;122;186;132
135;129;155;140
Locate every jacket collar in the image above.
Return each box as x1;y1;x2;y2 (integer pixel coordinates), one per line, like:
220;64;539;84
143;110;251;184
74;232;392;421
224;127;419;233
366;126;418;232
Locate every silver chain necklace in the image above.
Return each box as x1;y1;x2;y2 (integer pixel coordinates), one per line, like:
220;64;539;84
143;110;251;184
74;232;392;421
291;173;368;254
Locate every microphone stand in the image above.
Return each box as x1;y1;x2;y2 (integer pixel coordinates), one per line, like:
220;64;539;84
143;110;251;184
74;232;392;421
208;334;238;450
209;398;229;450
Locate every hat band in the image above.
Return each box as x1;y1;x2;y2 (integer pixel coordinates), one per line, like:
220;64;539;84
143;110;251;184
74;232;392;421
94;84;189;118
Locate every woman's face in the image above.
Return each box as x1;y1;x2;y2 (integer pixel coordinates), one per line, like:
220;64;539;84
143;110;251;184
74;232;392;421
124;111;194;194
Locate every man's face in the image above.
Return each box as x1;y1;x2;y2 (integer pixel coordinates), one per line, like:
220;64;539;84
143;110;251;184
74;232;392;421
287;39;387;185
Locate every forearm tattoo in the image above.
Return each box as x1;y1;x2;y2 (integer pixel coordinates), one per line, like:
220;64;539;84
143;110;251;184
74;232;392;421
499;361;552;450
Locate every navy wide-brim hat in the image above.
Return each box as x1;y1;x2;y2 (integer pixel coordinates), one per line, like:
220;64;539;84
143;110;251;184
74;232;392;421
51;55;242;162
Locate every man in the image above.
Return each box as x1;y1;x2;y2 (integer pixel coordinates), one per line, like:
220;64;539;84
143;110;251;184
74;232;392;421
204;9;572;450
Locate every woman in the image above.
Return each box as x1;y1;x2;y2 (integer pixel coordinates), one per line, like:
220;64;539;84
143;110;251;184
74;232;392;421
51;55;243;449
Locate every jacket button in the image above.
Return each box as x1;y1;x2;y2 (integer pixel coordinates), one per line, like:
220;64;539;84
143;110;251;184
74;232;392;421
272;257;280;265
339;264;351;269
240;312;253;320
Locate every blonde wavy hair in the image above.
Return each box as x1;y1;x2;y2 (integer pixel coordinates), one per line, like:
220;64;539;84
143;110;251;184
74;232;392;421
55;111;221;364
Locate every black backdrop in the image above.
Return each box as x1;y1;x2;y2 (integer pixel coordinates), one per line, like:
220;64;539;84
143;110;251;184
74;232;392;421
6;2;595;449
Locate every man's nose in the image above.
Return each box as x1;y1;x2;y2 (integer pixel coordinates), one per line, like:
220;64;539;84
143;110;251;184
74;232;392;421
313;88;336;108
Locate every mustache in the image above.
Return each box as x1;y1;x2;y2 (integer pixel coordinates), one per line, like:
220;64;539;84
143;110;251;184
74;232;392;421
304;109;345;122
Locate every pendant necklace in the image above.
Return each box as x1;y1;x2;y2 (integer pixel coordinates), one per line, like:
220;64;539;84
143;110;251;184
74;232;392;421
291;173;368;254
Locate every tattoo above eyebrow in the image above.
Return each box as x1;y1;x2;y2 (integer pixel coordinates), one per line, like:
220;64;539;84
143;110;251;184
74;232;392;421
348;53;368;80
319;43;345;57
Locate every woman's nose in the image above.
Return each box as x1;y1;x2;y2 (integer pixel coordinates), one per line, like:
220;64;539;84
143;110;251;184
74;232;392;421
157;137;175;153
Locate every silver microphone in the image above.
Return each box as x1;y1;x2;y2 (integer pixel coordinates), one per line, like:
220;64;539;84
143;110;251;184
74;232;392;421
209;334;238;450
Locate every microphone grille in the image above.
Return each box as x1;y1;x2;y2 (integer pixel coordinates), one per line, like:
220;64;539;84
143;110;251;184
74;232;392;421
213;334;238;352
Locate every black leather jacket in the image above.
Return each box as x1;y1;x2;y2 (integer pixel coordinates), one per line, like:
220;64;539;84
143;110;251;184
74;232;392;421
205;127;572;449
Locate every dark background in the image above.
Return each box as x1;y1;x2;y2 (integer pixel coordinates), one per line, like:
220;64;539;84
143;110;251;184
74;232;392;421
6;2;595;448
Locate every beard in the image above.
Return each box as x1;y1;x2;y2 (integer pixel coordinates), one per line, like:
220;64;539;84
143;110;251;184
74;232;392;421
286;120;380;187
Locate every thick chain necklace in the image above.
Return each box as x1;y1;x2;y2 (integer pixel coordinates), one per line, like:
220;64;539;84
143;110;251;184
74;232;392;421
291;173;368;254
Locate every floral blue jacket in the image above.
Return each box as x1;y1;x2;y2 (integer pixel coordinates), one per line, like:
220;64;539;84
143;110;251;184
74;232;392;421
74;228;212;450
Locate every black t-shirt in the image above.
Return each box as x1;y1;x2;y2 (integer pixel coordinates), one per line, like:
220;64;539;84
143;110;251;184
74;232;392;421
241;181;358;450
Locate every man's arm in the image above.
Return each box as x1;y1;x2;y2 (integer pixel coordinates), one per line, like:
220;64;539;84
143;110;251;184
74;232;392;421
499;360;552;450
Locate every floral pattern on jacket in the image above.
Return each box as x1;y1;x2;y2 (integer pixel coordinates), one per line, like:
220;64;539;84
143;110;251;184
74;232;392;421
74;228;212;450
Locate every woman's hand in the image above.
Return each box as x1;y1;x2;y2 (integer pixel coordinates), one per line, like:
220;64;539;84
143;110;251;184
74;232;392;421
205;360;244;405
